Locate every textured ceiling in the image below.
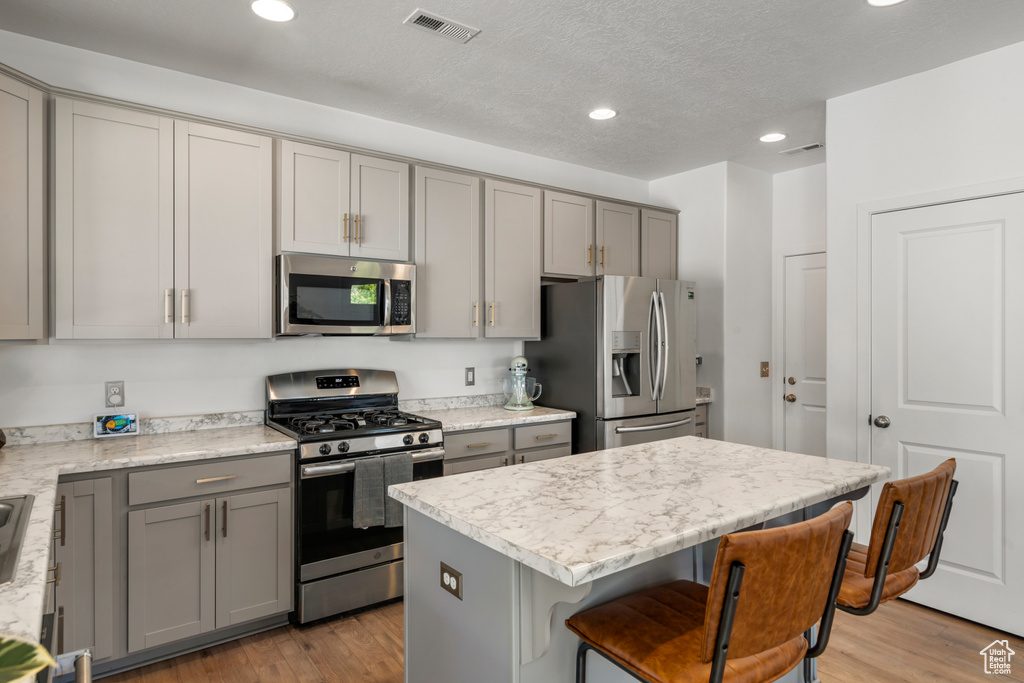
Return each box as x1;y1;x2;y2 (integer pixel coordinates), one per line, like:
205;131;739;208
2;0;1024;179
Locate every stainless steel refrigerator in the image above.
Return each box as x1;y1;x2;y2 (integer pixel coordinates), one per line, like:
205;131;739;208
525;276;696;453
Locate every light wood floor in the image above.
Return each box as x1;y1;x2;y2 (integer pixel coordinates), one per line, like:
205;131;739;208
105;598;1022;682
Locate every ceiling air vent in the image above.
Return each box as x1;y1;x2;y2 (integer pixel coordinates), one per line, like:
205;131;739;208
404;9;480;44
779;142;825;156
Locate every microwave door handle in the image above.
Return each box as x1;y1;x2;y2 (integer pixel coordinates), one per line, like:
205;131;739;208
383;279;392;329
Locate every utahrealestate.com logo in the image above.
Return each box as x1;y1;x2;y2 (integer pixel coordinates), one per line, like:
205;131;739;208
980;640;1015;675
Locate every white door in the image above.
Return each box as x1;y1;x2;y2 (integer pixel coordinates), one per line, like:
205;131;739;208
871;192;1024;634
782;252;826;456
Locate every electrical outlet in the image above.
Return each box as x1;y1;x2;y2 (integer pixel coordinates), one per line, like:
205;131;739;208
440;562;463;600
105;381;125;409
760;362;770;378
465;367;475;386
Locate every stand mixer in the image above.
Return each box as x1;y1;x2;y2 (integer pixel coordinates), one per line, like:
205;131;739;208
502;355;542;411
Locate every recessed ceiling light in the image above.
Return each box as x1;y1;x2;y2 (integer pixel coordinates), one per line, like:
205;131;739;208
759;133;787;143
867;0;907;5
252;0;295;22
589;109;617;120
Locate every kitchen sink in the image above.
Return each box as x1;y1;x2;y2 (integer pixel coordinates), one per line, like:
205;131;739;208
0;495;34;586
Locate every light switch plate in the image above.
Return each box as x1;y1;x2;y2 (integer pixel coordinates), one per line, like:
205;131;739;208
465;367;475;386
440;562;463;600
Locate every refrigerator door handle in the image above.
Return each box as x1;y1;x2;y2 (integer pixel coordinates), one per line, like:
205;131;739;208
648;290;661;399
615;418;692;434
658;291;670;400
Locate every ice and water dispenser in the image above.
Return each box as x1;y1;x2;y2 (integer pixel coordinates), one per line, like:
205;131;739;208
610;330;642;397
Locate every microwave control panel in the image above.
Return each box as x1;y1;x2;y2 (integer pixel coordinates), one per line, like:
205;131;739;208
391;280;412;326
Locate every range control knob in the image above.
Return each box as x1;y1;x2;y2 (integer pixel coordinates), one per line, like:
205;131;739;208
419;432;430;444
318;444;332;456
403;434;414;446
338;442;350;453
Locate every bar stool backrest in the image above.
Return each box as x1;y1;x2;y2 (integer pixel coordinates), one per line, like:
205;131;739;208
699;502;854;663
863;459;956;578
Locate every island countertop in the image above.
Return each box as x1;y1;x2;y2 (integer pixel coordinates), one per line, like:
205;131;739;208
389;436;889;587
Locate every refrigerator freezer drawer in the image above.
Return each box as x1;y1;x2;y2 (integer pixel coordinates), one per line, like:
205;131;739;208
596;411;696;451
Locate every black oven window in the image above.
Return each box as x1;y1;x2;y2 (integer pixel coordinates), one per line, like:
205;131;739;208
291;275;382;324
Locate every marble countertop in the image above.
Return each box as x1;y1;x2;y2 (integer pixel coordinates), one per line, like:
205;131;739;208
390;436;889;587
413;404;576;433
0;425;296;645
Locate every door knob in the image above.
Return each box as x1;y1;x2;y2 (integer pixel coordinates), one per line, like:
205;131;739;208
787;376;796;385
785;394;797;403
873;415;891;428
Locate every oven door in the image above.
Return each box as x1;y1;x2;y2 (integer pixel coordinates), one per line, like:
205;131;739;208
298;450;443;583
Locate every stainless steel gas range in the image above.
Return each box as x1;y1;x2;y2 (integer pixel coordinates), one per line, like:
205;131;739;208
265;369;444;624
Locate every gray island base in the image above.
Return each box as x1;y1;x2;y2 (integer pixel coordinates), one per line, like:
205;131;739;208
389;436;890;683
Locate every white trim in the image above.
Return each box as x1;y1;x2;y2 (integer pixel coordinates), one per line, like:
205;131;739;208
772;242;826;451
854;177;1024;535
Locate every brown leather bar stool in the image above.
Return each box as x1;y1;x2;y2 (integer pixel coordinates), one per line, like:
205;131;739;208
836;458;958;616
565;502;855;683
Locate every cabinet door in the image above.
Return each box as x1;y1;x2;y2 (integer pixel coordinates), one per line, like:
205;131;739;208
596;200;640;277
278;140;350;256
214;488;292;629
0;73;44;340
55;98;174;339
543;191;594;277
484;180;542;339
414;167;481;337
174;121;272;338
53;479;114;661
127;499;215;652
350;154;409;261
641;209;678;279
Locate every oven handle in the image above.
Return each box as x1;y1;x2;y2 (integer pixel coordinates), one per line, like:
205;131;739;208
301;447;446;479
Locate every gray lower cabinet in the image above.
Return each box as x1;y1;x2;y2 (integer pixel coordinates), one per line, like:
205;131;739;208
443;420;572;474
694;404;709;438
127;456;292;653
53;478;115;661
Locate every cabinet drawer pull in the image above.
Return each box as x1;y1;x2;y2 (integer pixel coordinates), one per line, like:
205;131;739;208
489;302;495;327
355;214;360;244
473;302;479;327
223;501;228;538
467;442;493;448
534;433;558;440
204;503;211;541
343;213;349;242
196;474;237;484
54;494;66;546
47;563;62;586
601;245;606;268
588;244;593;265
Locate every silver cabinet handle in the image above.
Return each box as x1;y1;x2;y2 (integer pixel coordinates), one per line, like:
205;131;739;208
164;289;173;324
196;475;237;484
54;494;66;546
615;418;692;434
181;289;190;324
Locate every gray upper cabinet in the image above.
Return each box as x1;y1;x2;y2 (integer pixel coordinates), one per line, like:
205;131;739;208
55;98;272;339
277;141;409;261
0;73;45;340
641;209;678;279
596;200;640;276
414;167;481;338
54;478;115;662
54;98;175;339
173;122;272;339
485;180;542;339
543;191;594;277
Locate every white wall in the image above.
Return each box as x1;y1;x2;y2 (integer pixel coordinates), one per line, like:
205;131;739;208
826;40;1024;461
773;164;826;253
0;32;654;429
723;164;773;447
650;163;727;439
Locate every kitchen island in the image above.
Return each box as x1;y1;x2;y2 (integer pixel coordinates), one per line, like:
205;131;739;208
388;436;889;683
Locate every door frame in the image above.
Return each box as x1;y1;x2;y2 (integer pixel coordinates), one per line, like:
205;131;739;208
854;175;1024;534
771;243;825;452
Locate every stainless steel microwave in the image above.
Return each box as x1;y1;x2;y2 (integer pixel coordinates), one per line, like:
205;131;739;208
277;254;415;335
